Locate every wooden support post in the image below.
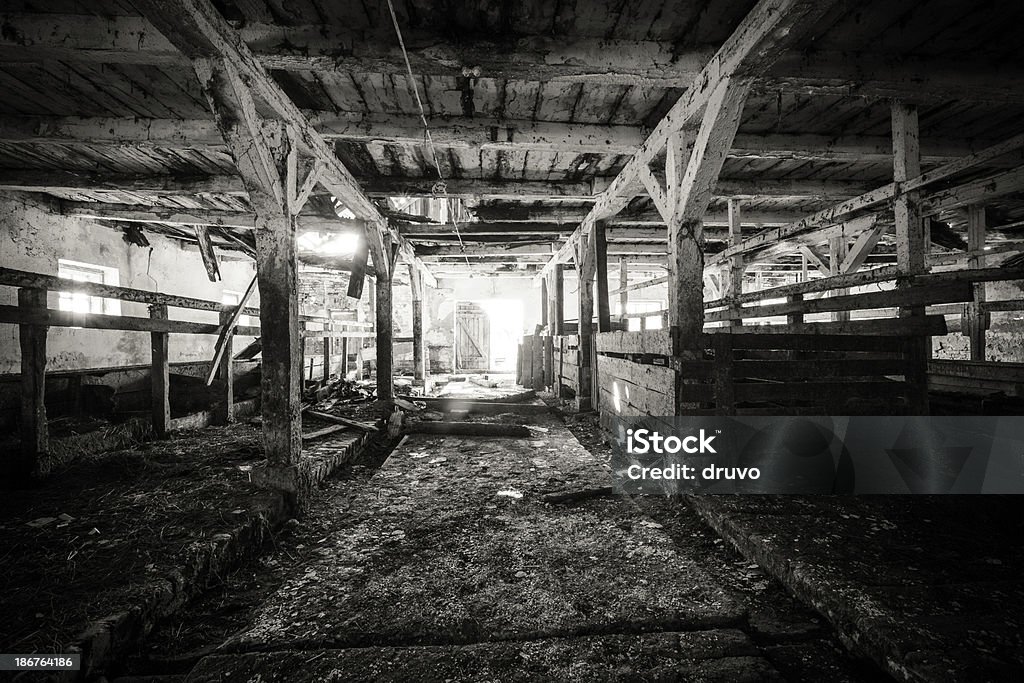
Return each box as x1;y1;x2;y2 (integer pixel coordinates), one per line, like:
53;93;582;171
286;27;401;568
595;220;612;332
540;276;549;330
543;335;553;390
18;287;47;477
407;264;426;387
712;335;736;415
254;214;303;465
967;204;987;360
347;231;369;299
726;199;745;326
149;303;170;438
553;264;564;335
576;238;596;411
533;334;544;391
322;335;332;381
376;242;394;403
216;308;235;424
787;294;804;325
892;101;929;414
618;257;628;321
341;337;350;378
829;235;850;322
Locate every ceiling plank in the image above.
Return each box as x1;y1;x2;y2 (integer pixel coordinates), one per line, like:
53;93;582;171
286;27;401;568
2;14;1021;102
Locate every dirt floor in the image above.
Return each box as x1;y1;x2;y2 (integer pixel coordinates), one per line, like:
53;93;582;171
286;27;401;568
688;494;1024;682
0;412;373;663
123;399;885;682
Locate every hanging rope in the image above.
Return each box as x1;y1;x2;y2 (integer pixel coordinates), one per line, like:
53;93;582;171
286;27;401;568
384;0;470;267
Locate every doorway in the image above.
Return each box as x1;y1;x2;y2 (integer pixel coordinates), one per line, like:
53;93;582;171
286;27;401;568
454;299;524;373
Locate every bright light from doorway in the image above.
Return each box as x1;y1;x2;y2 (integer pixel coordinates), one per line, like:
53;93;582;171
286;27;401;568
475;298;524;372
298;231;360;256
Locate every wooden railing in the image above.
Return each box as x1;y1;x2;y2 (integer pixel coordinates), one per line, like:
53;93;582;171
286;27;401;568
595;328;923;421
0;266;370;473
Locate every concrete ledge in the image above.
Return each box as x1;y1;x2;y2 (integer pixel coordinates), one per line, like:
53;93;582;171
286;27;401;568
169;398;259;432
60;431;371;682
686;496;1023;682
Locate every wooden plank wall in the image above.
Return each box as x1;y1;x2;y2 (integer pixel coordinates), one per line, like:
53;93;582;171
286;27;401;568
552;334;579;396
594;328;926;422
517;334;552;390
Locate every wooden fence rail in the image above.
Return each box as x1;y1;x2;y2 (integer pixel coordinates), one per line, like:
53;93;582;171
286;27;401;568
1;267;371;476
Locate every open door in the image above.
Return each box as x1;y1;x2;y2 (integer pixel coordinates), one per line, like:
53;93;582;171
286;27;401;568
455;301;490;371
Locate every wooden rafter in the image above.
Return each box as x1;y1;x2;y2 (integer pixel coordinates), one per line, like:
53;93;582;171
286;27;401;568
3;115;1012;163
131;0;437;285
539;0;841;280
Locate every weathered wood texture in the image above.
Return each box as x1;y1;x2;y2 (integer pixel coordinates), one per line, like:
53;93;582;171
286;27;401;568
18;288;48;478
150;303;170;439
215;308;235;425
595;326;932;421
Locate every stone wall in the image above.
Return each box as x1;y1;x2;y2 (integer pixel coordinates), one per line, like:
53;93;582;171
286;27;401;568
932;280;1024;362
0;193;259;375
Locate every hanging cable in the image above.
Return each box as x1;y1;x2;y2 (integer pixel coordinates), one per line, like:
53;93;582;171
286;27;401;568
384;0;470;267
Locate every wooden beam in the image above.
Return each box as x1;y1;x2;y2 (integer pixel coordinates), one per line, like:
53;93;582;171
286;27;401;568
4;15;1021;102
376;243;395;402
618;257;628;318
0;170;246;195
893;102;926;276
215;308;235;424
669;77;750;355
0;167;868;201
194;226;222;282
419;243;667;257
767;52;1024;105
595;221;611;332
703;133;1024;270
360;177;598;200
540;0;839;279
610;275;668;296
59;201;351;231
133;0;411;283
205;274;257;385
0;15;713;85
553;264;564;336
18;288;47;477
921;166;1024;216
407;263;426;384
346;230;370;299
0;266;262;316
576;235;596;411
725;199;745;326
5;116;1010;163
636;163;671;223
967;205;987;361
188;51;304;471
828;234;850;322
149;303;170;439
472;205;804;227
840;217;886;274
892;100;928;415
800;246;831;276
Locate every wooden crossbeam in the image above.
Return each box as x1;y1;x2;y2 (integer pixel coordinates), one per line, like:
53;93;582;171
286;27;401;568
703;133;1024;270
0;168;871;201
539;0;841;279
130;0;440;285
2;115;1010;163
